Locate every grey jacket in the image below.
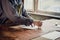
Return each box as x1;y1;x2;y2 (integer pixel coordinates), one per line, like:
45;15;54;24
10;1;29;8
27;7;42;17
0;0;33;26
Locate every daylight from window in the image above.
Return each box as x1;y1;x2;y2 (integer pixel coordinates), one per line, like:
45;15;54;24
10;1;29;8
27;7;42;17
38;0;60;13
24;0;34;11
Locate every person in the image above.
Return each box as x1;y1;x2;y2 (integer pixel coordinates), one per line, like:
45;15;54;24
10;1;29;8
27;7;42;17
0;0;42;27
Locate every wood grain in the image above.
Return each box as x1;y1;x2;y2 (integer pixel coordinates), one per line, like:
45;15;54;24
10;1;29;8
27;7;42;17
0;25;42;40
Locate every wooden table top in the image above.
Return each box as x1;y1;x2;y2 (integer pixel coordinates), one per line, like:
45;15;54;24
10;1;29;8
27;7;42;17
0;19;59;40
0;25;43;40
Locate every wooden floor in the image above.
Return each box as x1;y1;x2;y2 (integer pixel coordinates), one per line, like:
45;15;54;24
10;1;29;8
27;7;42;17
0;25;42;40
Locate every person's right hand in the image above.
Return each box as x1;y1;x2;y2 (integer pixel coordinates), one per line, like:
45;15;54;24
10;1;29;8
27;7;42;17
33;20;42;27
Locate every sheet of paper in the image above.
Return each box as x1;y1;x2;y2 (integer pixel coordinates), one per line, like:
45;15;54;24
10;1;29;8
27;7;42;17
20;25;38;29
10;25;38;30
41;31;60;40
41;19;60;32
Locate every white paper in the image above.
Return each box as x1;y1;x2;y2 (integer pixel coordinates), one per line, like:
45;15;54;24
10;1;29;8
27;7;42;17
10;25;38;30
41;19;60;32
41;31;60;40
20;25;38;29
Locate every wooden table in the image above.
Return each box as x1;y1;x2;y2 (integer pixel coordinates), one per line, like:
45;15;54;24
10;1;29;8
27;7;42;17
0;25;43;40
0;19;60;40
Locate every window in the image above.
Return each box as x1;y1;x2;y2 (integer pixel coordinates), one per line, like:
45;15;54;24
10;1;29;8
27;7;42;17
24;0;34;11
24;0;60;18
24;0;60;13
38;0;60;13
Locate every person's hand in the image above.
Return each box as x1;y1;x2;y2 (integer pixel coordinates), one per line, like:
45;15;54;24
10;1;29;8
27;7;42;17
24;18;33;26
33;20;42;27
